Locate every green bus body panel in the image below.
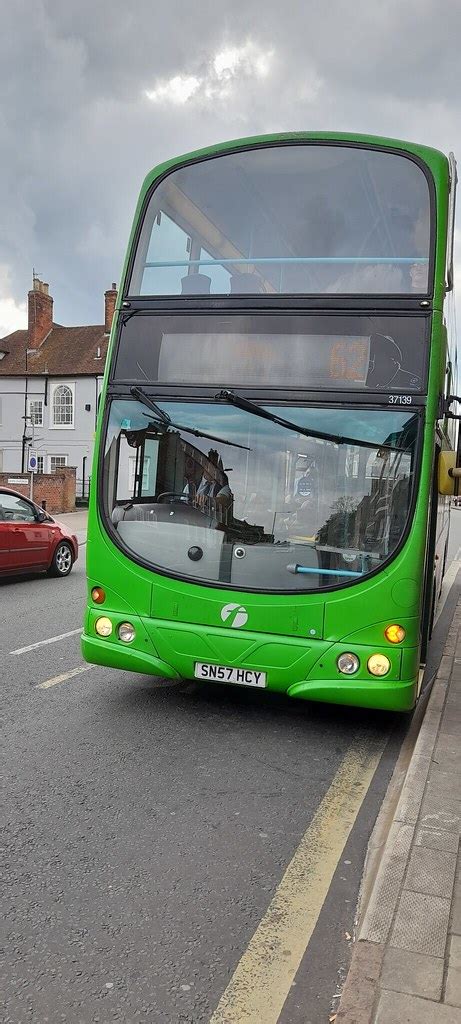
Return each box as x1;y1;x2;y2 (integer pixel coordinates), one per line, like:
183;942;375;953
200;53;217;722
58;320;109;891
84;132;452;712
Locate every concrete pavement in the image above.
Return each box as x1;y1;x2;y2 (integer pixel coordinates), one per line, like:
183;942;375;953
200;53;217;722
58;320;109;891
338;596;461;1023
54;508;88;546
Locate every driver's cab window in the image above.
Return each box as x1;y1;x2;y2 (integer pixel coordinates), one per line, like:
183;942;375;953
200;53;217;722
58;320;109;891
0;493;36;522
116;436;160;502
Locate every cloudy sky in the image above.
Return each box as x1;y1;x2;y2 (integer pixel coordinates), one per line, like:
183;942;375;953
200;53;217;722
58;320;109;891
0;0;459;335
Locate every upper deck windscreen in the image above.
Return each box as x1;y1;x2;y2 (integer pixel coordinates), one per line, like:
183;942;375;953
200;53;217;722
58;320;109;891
128;144;432;298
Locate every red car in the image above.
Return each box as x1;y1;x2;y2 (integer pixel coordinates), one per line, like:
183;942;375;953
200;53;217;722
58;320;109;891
0;487;78;578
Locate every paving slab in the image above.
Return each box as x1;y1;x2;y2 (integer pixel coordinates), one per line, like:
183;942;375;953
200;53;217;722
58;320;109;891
415;827;459;853
445;968;461;1008
445;935;461;1008
390;890;451;957
380;947;444;1000
405;845;457;898
358;823;414;945
451;891;461;935
419;795;461;833
375;989;461;1022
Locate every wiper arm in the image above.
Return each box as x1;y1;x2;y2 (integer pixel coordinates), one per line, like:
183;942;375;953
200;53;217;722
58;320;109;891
130;385;251;451
215;389;404;453
131;386;171;424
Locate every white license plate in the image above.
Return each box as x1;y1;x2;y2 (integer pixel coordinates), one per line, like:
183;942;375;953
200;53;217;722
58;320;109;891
194;662;266;688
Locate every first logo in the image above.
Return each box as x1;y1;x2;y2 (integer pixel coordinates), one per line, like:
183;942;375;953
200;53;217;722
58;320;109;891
220;603;248;629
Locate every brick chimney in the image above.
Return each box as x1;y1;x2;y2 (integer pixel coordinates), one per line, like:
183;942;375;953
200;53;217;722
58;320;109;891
28;277;53;349
104;283;117;334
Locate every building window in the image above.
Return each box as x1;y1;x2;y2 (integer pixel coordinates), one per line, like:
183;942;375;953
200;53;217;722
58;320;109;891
52;385;74;427
28;399;43;426
36;456;44;474
128;455;150;493
50;455;68;473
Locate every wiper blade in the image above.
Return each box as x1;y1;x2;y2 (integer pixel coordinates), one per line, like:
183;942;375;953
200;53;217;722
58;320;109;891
215;389;405;453
131;386;251;451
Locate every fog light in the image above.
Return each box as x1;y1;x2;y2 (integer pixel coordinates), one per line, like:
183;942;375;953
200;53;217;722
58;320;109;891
368;654;390;676
95;616;113;638
337;652;360;674
385;624;406;644
118;622;136;643
91;586;106;604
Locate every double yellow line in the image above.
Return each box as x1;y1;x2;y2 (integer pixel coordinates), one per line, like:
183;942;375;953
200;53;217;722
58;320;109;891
210;736;385;1023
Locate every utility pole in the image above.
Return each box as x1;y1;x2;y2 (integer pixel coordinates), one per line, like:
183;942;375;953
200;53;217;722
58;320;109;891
29;415;35;501
22;413;35;499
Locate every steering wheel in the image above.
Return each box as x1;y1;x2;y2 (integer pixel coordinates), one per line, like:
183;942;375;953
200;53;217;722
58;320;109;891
156;492;190;504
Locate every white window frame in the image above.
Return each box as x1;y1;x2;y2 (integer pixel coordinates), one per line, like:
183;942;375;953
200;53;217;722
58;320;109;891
128;455;150;493
50;382;75;429
36;455;44;474
49;455;68;473
28;398;44;427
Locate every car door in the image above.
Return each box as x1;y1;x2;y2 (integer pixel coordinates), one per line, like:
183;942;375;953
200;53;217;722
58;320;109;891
0;493;52;570
0;516;11;569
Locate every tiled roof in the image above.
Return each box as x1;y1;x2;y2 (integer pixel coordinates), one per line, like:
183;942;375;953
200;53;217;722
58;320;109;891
0;324;108;376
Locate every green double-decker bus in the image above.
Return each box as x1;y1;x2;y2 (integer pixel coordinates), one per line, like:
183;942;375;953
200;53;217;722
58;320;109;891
82;133;458;711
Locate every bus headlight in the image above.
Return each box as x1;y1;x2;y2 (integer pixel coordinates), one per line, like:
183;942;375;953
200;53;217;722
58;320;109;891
118;622;136;643
337;652;360;675
95;616;113;638
384;624;406;644
368;654;390;676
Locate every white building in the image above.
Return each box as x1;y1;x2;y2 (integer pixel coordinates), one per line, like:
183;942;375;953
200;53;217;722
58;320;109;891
0;277;115;498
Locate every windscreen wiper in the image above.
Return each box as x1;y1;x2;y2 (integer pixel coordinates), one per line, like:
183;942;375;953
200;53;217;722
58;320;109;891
130;386;251;451
215;389;405;453
131;386;171;424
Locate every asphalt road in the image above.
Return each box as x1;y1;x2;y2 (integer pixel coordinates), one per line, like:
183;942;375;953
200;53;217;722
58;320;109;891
2;515;459;1024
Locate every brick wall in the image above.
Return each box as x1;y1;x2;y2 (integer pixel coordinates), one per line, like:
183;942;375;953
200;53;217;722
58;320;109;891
0;467;76;513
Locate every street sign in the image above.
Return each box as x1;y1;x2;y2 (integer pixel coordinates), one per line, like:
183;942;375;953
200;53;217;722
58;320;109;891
28;450;38;473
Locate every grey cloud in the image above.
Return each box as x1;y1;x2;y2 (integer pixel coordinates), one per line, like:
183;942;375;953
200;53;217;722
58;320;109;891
0;0;459;326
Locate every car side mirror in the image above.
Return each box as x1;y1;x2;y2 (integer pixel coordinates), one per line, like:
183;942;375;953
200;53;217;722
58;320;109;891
35;509;48;523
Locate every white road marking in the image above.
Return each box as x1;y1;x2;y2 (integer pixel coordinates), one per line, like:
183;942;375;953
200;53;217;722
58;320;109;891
10;628;83;656
35;665;92;689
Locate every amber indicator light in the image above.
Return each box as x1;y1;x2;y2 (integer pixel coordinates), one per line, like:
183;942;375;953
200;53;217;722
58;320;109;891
384;624;406;644
91;587;106;604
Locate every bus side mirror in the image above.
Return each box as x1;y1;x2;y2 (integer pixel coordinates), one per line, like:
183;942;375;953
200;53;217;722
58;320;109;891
438;450;456;495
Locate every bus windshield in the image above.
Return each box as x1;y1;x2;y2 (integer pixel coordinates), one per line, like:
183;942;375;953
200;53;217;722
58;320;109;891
103;400;419;592
128;144;432;297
